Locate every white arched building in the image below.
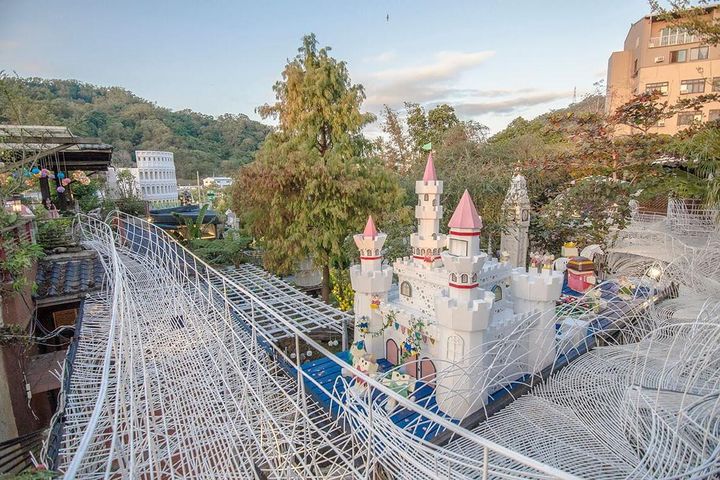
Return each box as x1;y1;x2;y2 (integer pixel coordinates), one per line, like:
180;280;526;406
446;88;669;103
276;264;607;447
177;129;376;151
133;150;179;207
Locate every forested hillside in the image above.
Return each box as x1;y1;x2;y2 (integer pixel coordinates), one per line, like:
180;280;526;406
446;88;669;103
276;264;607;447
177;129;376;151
0;77;271;180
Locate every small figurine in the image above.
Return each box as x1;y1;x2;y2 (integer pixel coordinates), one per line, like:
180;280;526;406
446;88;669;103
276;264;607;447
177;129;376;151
381;371;416;412
500;250;510;264
529;251;541;272
617;276;635;300
344;342;365;371
370;295;381;310
567;256;596;293
542;254;555;270
348;354;379;395
561;241;579;258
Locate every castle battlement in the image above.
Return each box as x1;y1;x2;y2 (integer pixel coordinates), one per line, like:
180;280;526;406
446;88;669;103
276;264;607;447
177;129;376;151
349;264;393;294
442;252;487;275
510;268;563;302
436;289;495;332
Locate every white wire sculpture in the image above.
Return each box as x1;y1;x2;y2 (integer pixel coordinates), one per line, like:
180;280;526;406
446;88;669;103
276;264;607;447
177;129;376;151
44;211;719;479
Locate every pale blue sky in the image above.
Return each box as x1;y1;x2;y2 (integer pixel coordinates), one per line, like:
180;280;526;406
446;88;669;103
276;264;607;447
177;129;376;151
1;0;652;134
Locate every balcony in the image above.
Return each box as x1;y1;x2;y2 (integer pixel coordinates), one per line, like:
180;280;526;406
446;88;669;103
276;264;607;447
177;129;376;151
649;32;700;48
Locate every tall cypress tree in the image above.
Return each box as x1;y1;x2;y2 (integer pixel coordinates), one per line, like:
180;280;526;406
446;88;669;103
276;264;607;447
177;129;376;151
234;34;402;302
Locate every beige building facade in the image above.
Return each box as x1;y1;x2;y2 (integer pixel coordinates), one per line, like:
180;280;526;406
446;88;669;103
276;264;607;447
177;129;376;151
607;7;720;134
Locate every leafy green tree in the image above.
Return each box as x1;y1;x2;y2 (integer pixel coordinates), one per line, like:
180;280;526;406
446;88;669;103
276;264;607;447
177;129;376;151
533;176;633;253
235;34;403;302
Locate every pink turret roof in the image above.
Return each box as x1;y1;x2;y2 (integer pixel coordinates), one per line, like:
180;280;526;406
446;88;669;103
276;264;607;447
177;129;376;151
422;152;437;182
448;190;483;230
363;215;378;239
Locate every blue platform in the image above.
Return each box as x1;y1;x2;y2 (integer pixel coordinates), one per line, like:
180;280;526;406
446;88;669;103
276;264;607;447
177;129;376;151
297;351;460;441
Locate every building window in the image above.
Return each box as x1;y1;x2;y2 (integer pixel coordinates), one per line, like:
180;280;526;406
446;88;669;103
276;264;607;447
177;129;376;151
633;58;638;75
424;194;429;201
400;281;412;297
670;49;687;63
645;82;669;96
677;111;702;126
680;79;705;94
713;77;720;92
709;110;720;122
689;46;709;61
660;27;695;46
451;273;457;283
491;285;503;301
461;274;468;283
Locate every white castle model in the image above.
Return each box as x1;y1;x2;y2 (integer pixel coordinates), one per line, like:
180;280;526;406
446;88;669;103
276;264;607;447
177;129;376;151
349;154;563;418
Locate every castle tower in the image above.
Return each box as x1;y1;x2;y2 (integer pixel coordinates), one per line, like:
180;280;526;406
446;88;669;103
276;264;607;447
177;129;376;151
435;191;496;418
410;153;446;267
510;267;563;374
500;171;531;269
349;216;393;358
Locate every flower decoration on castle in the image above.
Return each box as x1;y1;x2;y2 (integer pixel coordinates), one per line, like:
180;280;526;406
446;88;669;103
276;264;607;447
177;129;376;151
400;316;432;361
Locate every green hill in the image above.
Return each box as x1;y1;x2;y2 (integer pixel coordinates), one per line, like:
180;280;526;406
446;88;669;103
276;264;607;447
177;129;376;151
0;77;271;180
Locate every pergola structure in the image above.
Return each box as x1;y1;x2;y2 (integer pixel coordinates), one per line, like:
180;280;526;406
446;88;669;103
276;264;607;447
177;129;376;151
0;125;112;209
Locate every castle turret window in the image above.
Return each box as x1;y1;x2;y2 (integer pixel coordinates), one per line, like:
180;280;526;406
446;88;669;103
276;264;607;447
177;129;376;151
451;273;457;282
424;194;429;201
374;249;379;256
461;274;468;283
400;281;412;297
492;285;503;301
471;273;477;282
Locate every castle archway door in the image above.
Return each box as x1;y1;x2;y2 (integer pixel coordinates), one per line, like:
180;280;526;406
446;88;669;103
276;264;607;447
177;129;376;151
404;354;418;378
386;339;399;366
419;357;436;388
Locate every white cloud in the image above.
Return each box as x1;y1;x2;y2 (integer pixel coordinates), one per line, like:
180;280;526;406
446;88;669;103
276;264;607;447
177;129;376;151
364;50;397;63
452;91;573;115
369;50;495;83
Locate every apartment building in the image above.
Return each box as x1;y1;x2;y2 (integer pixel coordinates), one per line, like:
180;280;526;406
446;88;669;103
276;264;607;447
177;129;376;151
606;6;720;134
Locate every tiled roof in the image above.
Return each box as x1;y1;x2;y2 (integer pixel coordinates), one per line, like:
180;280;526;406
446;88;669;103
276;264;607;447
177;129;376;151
34;252;104;300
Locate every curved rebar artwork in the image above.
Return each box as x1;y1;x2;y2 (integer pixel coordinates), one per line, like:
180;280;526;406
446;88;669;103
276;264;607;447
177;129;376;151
44;211;719;479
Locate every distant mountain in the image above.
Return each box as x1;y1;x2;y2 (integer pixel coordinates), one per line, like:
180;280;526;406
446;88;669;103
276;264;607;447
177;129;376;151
0;77;271;180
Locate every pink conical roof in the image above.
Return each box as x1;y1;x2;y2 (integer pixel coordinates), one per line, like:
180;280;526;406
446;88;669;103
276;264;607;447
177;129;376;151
363;215;378;239
448;190;483;230
423;152;437;182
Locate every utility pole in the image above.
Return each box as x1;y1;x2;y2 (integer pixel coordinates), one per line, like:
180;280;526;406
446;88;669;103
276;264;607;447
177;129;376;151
196;171;202;204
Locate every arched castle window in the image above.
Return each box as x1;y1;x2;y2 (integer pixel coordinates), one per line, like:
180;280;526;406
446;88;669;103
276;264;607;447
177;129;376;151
424;194;429;201
432;198;437;206
374;249;379;256
421;248;426;255
366;249;373;256
447;335;465;362
492;285;503;301
432;233;437;240
461;274;468;283
432;248;438;255
451;273;457;283
400;281;412;297
471;273;477;282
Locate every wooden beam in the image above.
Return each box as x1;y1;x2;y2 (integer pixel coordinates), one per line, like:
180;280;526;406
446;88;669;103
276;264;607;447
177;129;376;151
0;135;101;145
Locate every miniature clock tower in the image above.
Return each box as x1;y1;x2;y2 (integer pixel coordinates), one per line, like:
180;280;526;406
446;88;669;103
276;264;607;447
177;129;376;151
500;170;531;269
